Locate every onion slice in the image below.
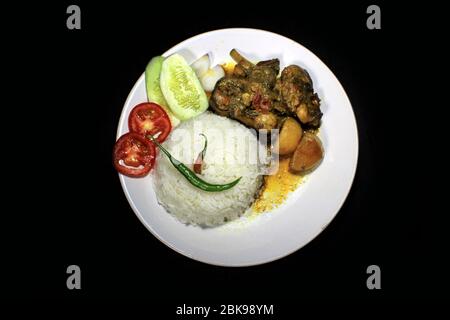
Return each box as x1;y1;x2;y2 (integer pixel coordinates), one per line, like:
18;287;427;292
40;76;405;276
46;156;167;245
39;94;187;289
190;54;210;78
200;65;225;92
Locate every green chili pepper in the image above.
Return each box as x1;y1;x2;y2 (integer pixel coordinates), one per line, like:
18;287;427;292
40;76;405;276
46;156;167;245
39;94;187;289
148;134;241;192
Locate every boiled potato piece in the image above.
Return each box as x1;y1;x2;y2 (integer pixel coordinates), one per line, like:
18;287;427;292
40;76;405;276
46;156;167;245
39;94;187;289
289;133;324;173
274;117;303;155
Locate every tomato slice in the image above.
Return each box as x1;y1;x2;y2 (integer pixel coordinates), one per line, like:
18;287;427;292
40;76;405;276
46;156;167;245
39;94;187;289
128;102;172;143
113;132;156;177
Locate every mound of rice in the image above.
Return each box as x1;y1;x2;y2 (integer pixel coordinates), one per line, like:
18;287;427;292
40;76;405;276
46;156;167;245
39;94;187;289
153;111;266;227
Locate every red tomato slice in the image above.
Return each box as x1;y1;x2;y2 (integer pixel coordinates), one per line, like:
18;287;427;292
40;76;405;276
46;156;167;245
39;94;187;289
113;132;156;177
128;102;172;143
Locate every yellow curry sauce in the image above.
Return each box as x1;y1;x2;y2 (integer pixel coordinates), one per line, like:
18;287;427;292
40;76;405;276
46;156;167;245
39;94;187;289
252;157;303;213
222;62;237;76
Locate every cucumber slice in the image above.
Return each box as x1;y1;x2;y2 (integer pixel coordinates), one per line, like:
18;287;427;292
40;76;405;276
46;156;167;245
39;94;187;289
145;56;180;126
160;54;208;121
146;56;167;106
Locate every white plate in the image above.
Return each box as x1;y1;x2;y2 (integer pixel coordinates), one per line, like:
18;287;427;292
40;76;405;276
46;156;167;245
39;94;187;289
117;28;358;266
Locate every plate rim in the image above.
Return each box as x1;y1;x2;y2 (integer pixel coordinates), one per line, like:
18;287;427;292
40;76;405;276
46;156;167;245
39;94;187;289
117;28;359;266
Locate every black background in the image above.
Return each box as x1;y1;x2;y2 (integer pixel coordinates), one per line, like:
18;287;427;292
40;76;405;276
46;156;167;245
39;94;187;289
5;0;445;311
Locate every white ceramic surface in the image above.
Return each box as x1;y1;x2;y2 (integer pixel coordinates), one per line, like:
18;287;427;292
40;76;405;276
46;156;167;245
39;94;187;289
117;29;358;266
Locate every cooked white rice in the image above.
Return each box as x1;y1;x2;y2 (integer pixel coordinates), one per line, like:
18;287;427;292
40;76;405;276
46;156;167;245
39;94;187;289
153;111;267;227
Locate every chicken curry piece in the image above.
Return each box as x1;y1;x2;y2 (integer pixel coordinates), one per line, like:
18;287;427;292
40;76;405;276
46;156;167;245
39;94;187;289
210;49;322;130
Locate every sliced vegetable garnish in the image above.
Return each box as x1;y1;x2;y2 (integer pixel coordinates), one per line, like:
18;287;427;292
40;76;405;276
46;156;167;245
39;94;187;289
113;132;156;177
145;56;180;127
191;54;225;92
128;102;171;143
193;134;207;174
200;65;225;92
160;54;208;120
146;56;168;106
190;54;210;78
148;134;241;192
